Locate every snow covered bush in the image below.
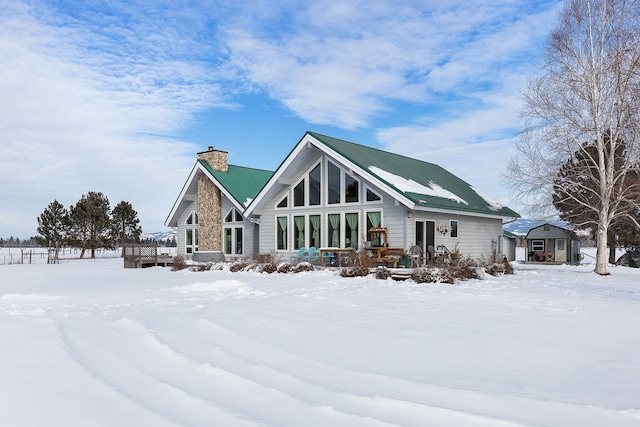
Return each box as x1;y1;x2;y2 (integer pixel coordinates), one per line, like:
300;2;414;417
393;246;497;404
339;265;371;277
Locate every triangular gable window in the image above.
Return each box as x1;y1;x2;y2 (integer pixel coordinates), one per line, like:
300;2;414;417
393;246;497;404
225;208;243;223
366;187;382;202
186;212;198;225
277;196;288;208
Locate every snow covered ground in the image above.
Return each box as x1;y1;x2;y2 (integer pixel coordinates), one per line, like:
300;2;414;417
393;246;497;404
1;250;639;426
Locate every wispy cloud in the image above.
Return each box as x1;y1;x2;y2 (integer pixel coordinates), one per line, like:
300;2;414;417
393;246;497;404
0;0;562;236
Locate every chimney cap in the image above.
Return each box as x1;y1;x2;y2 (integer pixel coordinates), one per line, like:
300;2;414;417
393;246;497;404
208;146;214;151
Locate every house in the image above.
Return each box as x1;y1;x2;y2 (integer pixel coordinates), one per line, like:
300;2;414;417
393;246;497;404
524;223;581;265
166;131;520;263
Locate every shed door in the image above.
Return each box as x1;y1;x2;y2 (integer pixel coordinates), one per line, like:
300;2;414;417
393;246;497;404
555;239;567;262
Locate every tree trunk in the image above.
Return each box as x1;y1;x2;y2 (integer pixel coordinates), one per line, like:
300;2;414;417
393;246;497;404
608;232;617;264
595;223;609;275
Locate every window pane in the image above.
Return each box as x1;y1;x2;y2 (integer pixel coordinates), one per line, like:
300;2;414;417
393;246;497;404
235;228;243;254
345;213;358;248
294;180;305;207
450;220;458;238
277;196;288;208
328;214;340;247
345;175;358;203
224;210;233;222
224;228;232;254
294;216;305;249
186;213;193;225
366;188;381;202
186;229;192;245
309;215;321;248
235;210;243;222
309;164;321;206
328;162;341;204
277;217;288;250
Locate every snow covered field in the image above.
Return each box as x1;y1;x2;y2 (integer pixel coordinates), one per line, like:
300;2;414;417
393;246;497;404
1;251;639;426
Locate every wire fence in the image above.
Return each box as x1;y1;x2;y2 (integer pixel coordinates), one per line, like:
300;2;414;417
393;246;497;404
0;247;120;265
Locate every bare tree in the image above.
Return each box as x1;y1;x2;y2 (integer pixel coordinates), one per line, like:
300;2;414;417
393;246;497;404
508;0;640;275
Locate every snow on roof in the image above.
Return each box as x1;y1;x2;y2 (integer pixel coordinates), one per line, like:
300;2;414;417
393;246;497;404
369;166;468;205
471;186;503;211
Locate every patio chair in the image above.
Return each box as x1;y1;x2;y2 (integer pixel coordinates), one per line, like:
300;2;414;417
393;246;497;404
307;246;319;264
291;247;306;263
410;245;423;267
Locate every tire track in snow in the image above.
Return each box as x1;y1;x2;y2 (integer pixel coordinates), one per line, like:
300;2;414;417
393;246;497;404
59;317;398;427
59;319;263;427
145;316;639;427
142;317;534;427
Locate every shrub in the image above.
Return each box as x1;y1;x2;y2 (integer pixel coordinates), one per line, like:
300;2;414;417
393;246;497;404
375;266;392;280
229;261;250;272
277;262;295;273
410;267;439;283
339;265;371;277
293;262;315;273
171;255;187;271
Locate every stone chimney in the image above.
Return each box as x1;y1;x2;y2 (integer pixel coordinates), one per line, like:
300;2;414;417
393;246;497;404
196;147;228;252
197;146;228;172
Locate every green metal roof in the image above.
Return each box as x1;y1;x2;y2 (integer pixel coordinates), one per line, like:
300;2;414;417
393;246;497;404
199;160;273;209
308;131;519;218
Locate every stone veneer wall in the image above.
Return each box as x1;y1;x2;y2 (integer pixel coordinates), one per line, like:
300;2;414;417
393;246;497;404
196;148;228;251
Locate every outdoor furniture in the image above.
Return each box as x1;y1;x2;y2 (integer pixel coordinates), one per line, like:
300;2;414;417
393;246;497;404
364;246;404;268
292;247;306;263
319;248;355;266
307;246;319;264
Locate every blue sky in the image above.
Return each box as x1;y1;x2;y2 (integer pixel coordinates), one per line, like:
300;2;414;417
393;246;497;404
0;0;563;238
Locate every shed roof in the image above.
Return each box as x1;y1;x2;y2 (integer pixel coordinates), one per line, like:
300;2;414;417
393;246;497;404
525;223;577;240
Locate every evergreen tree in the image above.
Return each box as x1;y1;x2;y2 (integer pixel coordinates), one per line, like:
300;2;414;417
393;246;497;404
69;192;112;259
36;200;69;260
111;201;142;254
553;135;640;262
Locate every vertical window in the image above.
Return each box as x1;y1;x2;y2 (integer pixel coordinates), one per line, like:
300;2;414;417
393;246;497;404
328;161;341;204
294;180;305;207
235;228;243;254
345;213;359;248
450;220;458;238
366;211;382;243
277;216;288;250
223;209;243;255
309;215;321;248
345;174;359;203
309;163;321;206
224;228;232;254
328;214;341;247
294;215;305;249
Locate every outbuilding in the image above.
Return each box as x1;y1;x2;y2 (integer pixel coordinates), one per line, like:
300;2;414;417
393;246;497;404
524;223;581;265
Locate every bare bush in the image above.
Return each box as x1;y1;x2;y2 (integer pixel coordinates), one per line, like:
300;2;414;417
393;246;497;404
171;255;187;271
293;262;315;273
339;266;371;277
375;266;391;280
